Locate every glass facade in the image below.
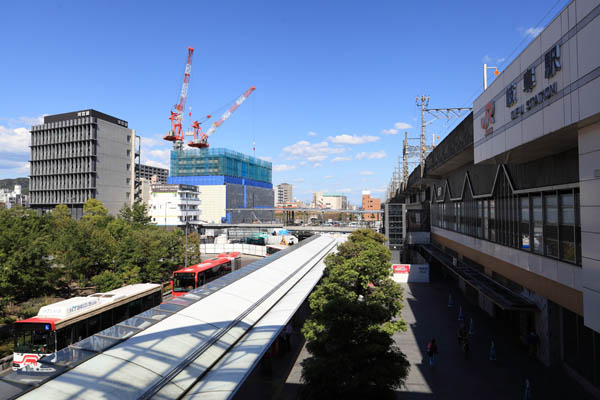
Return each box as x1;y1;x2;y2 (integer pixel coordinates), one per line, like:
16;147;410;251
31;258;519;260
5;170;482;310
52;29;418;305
170;148;272;184
431;186;581;266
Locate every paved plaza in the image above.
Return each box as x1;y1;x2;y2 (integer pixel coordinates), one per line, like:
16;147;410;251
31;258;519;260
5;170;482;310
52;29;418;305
235;280;594;399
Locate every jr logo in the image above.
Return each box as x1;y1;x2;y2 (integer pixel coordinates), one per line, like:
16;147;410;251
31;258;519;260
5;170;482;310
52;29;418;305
480;101;495;135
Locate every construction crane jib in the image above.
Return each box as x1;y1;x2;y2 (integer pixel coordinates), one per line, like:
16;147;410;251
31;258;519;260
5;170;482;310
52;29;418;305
189;86;256;148
164;47;194;147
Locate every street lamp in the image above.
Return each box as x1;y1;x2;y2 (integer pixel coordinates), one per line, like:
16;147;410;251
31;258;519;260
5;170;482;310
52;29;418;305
483;64;499;90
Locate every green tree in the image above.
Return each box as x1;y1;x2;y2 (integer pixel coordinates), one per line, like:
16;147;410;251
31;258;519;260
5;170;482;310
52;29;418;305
301;229;409;399
119;202;152;226
91;270;122;292
0;207;55;302
186;231;202;265
82;198;112;228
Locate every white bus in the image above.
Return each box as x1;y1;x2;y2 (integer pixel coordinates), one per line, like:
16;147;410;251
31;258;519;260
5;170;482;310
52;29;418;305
12;283;162;371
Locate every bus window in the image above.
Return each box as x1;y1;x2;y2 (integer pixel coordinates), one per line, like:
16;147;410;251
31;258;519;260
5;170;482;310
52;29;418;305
56;327;73;350
174;272;196;292
129;299;142;316
14;327;54;354
88;315;100;336
113;304;129;324
100;309;113;330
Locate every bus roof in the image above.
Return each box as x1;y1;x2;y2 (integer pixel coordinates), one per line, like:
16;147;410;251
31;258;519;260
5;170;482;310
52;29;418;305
173;258;230;275
17;284;161;323
217;252;241;259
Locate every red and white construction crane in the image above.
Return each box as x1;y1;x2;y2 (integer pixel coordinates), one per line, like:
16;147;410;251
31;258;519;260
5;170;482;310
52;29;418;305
188;86;256;148
164;47;194;147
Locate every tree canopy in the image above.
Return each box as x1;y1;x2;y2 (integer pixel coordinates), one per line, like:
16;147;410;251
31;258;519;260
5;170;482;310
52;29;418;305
301;229;409;399
0;200;190;313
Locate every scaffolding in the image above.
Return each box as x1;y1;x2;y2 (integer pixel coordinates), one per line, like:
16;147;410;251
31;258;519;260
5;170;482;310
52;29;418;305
170;148;272;184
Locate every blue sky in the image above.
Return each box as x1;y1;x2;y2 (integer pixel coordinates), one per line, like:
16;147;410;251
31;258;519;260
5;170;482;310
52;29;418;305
0;0;568;204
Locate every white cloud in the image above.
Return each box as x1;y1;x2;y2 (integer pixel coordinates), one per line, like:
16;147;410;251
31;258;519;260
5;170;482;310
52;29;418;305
145;160;169;170
370;187;386;193
328;134;379;145
381;129;398;135
337;188;352;193
523;27;543;38
149;149;170;159
324;175;334;179
308;154;327;162
331;156;352;163
299;161;307;166
356;151;386;160
258;156;273;162
274;164;297;172
497;57;506;63
312;163;322;168
0;125;31;153
394;122;412;130
140;136;161;148
294;177;305;183
482;54;492;64
282;140;345;160
308;131;317;137
360;170;374;176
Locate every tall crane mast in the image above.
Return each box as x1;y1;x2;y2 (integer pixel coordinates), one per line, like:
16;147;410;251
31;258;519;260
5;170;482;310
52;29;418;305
188;86;255;148
164;47;194;148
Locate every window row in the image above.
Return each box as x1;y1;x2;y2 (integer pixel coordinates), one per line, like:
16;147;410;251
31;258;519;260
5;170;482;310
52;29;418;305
30;189;95;205
31;125;96;146
431;187;580;265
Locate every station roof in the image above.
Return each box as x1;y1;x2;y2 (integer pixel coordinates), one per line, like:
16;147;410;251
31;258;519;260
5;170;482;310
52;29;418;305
5;234;340;400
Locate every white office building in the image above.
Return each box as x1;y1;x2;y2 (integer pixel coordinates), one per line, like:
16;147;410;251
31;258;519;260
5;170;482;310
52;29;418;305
149;184;200;227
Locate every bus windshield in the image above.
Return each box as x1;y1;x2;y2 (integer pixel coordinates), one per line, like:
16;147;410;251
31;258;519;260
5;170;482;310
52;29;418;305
14;326;55;354
173;272;196;292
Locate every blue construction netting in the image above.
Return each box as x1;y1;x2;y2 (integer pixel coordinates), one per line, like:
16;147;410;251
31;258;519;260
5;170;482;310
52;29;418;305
167;175;273;189
170;148;272;184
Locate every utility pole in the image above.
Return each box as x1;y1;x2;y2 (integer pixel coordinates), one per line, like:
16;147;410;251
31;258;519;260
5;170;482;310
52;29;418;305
416;94;429;178
416;94;471;177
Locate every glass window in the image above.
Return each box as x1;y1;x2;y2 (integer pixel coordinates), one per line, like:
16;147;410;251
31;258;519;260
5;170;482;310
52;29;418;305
532;195;543;254
545;195;558;257
483;200;489;240
560;192;576;262
477;200;483;238
520;196;530;250
490;199;496;242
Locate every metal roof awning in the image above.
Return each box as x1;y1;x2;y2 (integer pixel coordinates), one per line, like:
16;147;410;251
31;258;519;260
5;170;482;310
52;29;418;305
419;245;537;312
7;235;341;400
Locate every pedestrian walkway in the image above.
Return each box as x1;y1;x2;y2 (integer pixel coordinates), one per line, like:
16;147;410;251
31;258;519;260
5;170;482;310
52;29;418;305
395;282;593;399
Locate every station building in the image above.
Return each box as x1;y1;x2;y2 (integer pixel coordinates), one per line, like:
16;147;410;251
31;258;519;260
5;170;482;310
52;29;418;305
167;148;274;224
387;0;600;393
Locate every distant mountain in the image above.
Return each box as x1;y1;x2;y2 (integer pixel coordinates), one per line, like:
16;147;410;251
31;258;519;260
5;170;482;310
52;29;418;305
0;177;29;194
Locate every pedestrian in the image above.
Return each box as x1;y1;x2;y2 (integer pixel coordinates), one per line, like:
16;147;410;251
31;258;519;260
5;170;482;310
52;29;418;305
427;338;438;367
463;337;470;360
457;322;467;345
527;331;539;359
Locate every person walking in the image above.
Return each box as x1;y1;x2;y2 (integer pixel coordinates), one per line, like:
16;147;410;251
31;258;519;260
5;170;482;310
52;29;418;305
427;338;438;367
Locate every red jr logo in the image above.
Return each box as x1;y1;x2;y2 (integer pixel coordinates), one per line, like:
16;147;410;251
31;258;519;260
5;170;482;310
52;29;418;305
481;101;495;135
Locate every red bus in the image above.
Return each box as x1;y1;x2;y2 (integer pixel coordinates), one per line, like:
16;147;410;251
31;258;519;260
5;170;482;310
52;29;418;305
216;252;242;272
171;257;232;297
12;284;162;371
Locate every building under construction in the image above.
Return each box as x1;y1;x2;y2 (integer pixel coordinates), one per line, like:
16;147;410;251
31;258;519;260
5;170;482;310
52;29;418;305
167;148;274;223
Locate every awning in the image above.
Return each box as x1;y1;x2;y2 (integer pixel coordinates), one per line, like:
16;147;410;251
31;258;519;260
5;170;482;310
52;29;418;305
419;244;537;312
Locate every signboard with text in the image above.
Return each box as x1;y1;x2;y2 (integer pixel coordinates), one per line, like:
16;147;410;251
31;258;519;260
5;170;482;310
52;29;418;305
391;264;429;283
